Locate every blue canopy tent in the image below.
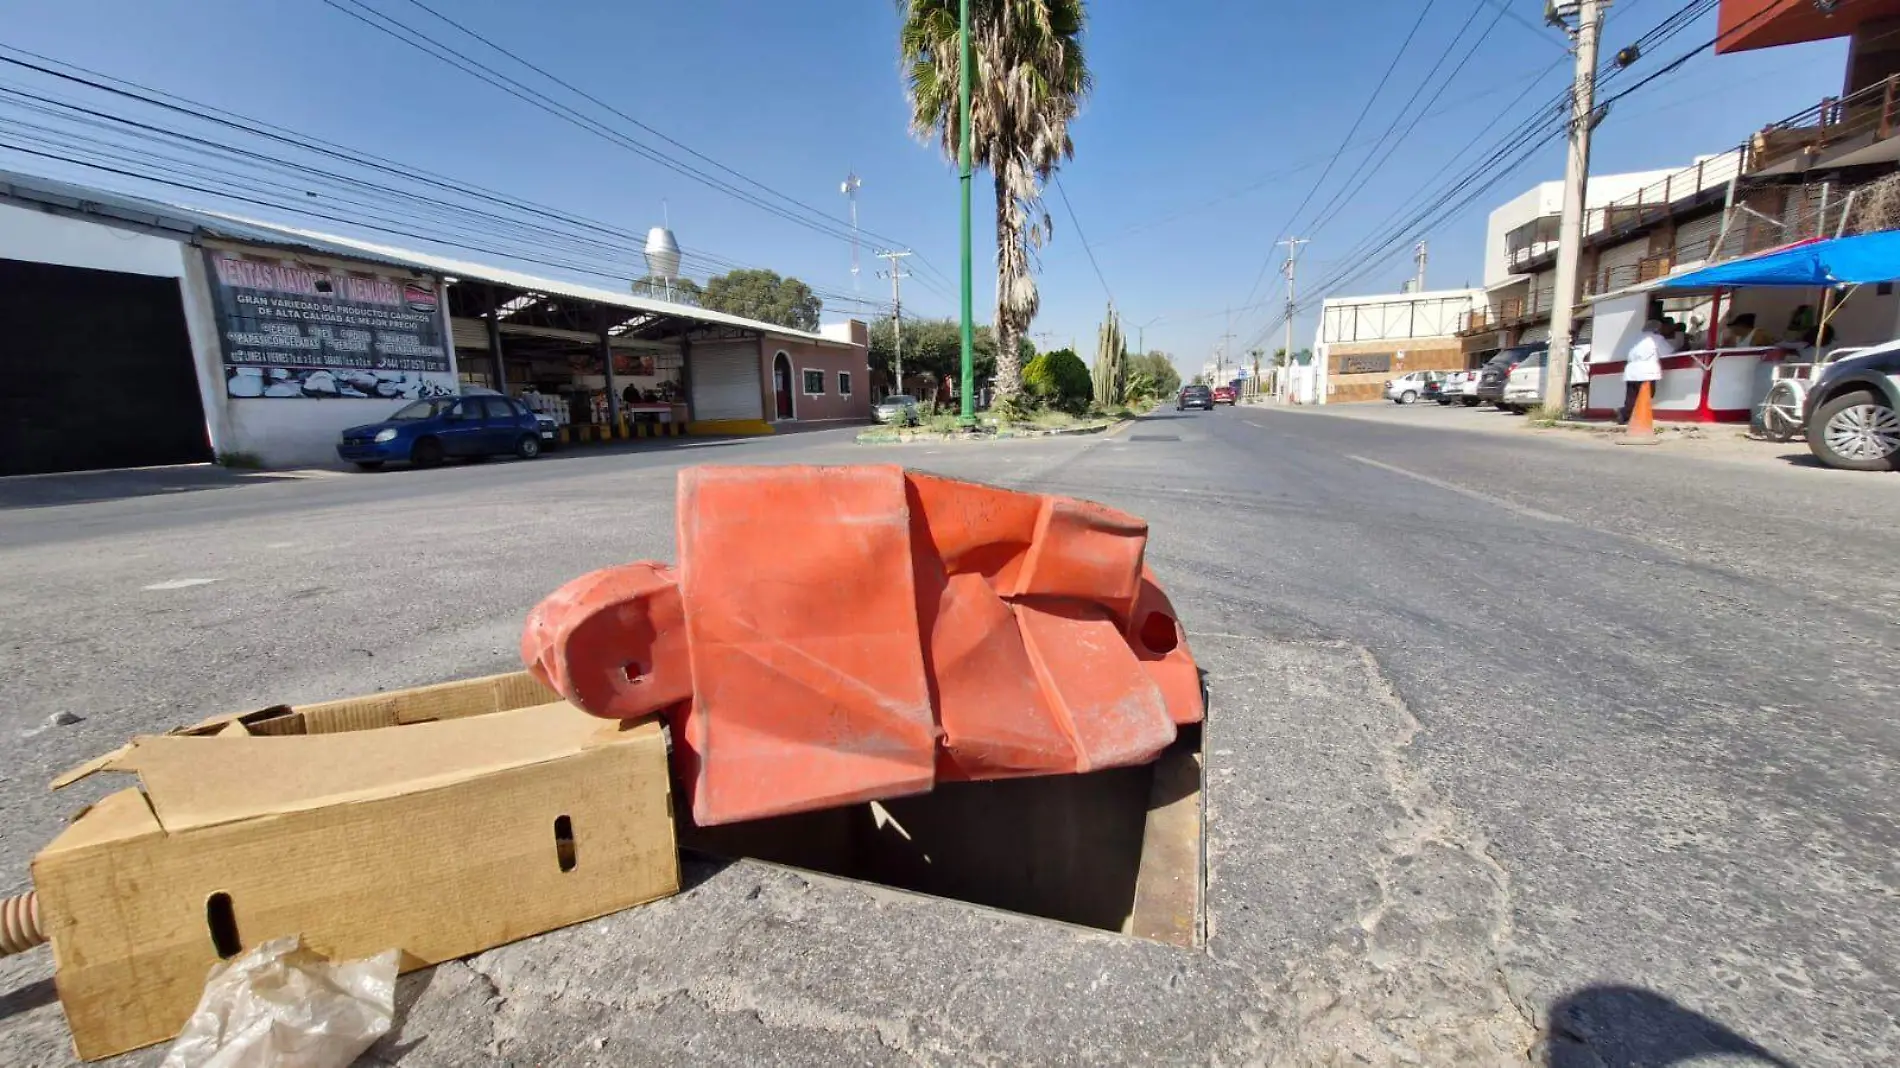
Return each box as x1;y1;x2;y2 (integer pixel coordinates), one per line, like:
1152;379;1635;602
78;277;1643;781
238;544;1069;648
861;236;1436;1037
1658;231;1900;290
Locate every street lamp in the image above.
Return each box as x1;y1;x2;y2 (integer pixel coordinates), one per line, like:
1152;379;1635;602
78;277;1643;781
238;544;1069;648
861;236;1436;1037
1133;315;1165;358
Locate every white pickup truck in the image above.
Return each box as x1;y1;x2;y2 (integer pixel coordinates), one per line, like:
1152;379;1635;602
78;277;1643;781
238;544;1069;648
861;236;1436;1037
1501;344;1592;415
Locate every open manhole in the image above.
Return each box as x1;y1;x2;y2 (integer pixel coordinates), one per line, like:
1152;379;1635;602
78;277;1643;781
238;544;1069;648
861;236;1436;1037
1129;434;1181;442
678;724;1205;946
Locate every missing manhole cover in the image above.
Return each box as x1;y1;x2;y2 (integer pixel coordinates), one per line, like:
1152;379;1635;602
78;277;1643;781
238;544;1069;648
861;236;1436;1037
678;724;1204;946
1129;434;1181;442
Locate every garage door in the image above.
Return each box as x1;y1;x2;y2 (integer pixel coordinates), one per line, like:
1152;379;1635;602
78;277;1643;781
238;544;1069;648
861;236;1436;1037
690;342;762;422
0;258;211;476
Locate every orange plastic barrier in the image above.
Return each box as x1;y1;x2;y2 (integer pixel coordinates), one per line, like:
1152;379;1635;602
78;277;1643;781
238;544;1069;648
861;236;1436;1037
523;464;1203;826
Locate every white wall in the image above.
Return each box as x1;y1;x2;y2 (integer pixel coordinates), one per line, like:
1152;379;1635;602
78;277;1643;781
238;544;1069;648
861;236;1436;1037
2;202;236;458
1484;182;1562;286
1320;289;1481;344
1;200;189;277
1592;294;1648;363
1482;170;1682;287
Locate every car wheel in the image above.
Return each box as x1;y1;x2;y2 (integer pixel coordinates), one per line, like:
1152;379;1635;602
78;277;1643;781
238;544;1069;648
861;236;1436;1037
352;461;384;471
1436;397;1452;406
517;433;542;460
1398;390;1418;405
410;437;444;468
1462;397;1480;407
1808;390;1900;471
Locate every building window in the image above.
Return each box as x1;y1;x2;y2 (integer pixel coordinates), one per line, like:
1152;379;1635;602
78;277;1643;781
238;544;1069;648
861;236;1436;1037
837;371;853;395
802;368;826;395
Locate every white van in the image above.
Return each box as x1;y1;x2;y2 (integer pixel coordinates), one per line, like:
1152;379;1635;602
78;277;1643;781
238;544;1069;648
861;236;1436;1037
1502;345;1591;414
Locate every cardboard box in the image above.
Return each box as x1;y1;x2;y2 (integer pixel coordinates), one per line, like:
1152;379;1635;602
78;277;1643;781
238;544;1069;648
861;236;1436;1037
35;672;678;1061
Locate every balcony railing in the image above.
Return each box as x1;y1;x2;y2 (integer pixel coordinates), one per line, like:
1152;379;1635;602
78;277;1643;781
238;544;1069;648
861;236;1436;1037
1581;150;1746;243
1750;73;1900;173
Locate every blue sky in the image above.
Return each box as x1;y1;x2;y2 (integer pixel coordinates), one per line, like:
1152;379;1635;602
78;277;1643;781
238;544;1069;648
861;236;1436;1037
0;0;1852;378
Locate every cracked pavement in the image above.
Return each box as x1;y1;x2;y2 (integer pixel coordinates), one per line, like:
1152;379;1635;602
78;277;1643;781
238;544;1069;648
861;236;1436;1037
0;409;1894;1065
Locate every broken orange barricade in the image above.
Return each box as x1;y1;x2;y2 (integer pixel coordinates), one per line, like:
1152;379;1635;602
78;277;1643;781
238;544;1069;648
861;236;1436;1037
522;464;1202;826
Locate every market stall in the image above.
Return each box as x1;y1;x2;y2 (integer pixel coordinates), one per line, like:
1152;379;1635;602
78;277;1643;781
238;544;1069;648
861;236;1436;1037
1583;232;1900;422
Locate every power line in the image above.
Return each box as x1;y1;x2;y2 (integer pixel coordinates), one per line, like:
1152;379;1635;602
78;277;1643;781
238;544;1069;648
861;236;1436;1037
320;0;955;296
1239;0;1443;312
386;0;907;250
1300;0;1510;242
1090;61;1564;250
1254;0;1804;345
0;54;932;309
1473;0;1569;45
1053;174;1114;307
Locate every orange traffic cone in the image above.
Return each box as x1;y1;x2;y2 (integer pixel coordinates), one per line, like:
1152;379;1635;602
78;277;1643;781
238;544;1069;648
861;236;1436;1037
1626;381;1655;440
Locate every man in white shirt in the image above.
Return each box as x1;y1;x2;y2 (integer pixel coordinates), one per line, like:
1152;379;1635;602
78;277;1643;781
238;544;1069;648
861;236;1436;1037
1618;320;1666;425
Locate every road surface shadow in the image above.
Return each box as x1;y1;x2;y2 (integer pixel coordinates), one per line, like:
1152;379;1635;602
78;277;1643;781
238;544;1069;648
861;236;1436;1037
0;977;56;1023
0;465;300;510
1544;984;1796;1067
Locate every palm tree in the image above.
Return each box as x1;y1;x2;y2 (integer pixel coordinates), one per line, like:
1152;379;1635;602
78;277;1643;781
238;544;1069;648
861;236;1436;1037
898;0;1090;404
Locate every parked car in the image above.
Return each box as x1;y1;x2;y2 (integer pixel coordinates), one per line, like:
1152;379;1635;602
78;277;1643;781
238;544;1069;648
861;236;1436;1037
1501;344;1592;414
1178;384;1214;411
1383;370;1440;405
465;387;559;449
1212;385;1238;405
874;394;921;425
1476;345;1544;407
337;394;545;470
1802;339;1900;471
1435;371;1469;404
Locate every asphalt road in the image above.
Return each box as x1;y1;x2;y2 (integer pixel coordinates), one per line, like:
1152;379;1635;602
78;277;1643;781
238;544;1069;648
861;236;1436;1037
0;409;1894;1066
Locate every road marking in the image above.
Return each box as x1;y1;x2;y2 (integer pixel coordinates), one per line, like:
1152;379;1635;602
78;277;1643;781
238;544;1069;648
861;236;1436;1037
143;578;219;591
1345;456;1572;524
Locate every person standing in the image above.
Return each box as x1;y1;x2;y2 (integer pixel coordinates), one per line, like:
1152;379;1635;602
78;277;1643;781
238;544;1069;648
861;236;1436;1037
1619;320;1665;425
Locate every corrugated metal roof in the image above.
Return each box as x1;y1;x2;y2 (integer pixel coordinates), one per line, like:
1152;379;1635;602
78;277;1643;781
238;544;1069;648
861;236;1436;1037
0;168;845;345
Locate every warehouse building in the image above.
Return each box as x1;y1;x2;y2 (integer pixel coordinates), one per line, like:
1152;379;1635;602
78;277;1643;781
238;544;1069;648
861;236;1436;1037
0;171;869;475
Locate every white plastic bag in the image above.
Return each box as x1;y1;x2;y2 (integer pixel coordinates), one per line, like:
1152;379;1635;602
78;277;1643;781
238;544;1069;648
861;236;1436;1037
161;936;399;1068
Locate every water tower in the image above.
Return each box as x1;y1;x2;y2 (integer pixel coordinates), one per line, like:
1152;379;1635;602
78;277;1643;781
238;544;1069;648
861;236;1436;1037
643;224;682;301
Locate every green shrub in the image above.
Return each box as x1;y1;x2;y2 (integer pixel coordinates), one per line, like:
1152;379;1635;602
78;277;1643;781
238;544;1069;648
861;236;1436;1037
1023;349;1092;413
216;450;264;470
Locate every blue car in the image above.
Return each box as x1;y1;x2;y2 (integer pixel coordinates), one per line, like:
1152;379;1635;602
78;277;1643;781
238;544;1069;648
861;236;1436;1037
337;394;547;470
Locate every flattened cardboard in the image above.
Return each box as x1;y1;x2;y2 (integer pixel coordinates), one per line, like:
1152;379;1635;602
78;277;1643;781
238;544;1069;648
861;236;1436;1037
33;671;677;1062
91;702;613;833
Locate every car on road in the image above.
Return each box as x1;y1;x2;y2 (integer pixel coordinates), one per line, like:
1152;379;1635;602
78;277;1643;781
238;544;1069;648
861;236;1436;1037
1435;371;1470;404
337;394;546;470
1178;384;1214;411
873;394;921;425
1212;385;1238;405
1801;339;1900;470
1476;344;1544;408
1383;370;1440;405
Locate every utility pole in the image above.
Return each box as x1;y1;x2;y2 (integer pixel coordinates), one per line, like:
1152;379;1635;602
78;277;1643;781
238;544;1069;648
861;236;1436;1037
1413;240;1428;292
956;0;976;426
1279;237;1308;401
1215;307;1235;387
841;172;862;294
1545;0;1604;413
877;249;912;397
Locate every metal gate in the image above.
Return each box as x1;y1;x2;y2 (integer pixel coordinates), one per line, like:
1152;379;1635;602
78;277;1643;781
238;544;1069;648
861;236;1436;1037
0;258;211;476
690;342;763;422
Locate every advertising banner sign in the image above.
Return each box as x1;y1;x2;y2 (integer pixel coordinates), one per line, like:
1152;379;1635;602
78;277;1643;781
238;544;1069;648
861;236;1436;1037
207;251;456;400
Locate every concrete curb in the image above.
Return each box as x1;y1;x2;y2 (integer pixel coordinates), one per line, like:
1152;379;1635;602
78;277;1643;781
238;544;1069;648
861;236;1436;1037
854;418;1132;445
